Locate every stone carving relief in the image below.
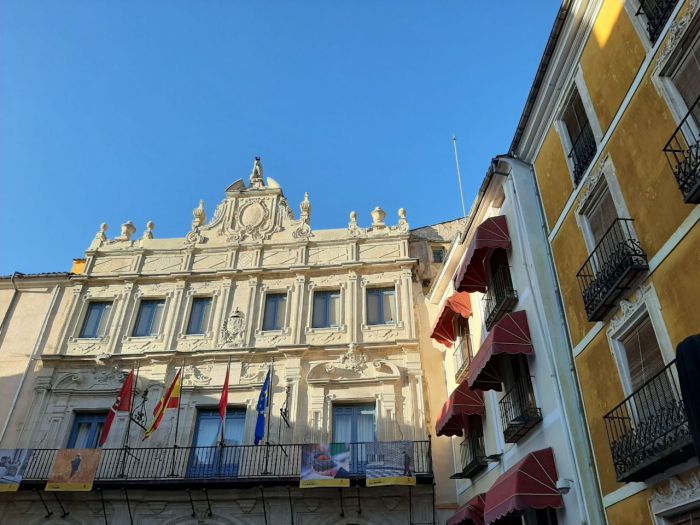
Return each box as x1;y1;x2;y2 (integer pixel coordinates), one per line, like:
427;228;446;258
183;364;213;386
229;197;272;242
307;349;400;383
186;199;208;245
292;192;313;239
220;309;246;347
240;362;268;383
656;0;700;72
362;327;401;343
607;282;652;335
651;474;700;514
324;344;367;373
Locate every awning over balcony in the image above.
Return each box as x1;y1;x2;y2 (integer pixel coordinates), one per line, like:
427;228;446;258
467;311;533;391
454;216;511;294
447;493;486;525
436;380;485;437
431;292;473;348
483;447;562;525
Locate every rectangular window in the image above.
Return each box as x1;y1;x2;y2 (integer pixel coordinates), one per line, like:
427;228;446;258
671;509;700;525
622;315;666;391
562;88;596;184
262;293;287;331
188;408;247;477
671;33;700;126
432;247;445;263
312;290;341;328
79;301;112;338
186;297;212;335
585;182;619;247
332;404;376;443
67;412;107;448
366;287;396;326
132;299;165;337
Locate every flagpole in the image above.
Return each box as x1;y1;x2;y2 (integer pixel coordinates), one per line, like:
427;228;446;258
263;358;274;475
169;359;185;477
123;363;140;449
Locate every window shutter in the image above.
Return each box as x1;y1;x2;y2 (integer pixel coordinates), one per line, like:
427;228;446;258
622;316;665;391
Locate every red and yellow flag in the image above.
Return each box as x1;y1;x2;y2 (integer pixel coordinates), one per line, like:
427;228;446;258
143;368;182;440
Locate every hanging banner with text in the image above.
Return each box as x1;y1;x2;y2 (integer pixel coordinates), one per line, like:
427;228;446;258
45;449;102;491
299;443;351;488
365;441;417;487
0;449;33;491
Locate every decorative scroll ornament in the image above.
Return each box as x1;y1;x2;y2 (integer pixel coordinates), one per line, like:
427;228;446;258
220;309;246;347
325;344;368;373
656;0;700;72
186;199;207;245
231;197;272;241
292;192;313;239
652;474;700;506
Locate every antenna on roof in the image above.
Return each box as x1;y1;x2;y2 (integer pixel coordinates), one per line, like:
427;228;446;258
452;135;468;220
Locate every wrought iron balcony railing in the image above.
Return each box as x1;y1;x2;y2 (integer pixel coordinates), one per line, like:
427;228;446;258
456;432;487;479
482;266;518;330
576;219;648;322
568;121;597;185
452;333;473;382
637;0;679;44
603;360;694;482
663;94;700;204
20;441;432;486
499;375;542;443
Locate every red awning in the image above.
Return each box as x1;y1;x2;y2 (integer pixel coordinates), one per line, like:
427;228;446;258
454;216;511;293
483;448;563;525
436;380;485;437
431;292;473;348
467;311;534;391
447;493;486;525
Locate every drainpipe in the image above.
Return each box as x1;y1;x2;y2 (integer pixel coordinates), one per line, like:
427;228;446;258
499;155;607;525
0;281;62;445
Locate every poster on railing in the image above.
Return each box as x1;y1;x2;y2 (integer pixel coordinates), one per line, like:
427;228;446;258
365;441;417;487
0;449;33;491
45;449;102;491
299;443;351;488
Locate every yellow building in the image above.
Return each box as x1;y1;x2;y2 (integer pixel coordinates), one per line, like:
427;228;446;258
506;0;700;523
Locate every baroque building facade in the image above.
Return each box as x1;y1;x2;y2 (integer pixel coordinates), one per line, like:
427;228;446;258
0;159;463;525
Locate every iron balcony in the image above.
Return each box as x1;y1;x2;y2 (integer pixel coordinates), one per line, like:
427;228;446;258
499;375;542;443
452;334;473;383
663;94;700;204
603;360;694;483
20;441;432;488
637;0;679;44
450;432;487;480
576;218;648;322
569;121;597;185
482;266;518;331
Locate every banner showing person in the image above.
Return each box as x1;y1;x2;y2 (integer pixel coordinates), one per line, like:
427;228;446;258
0;449;33;491
299;443;351;488
365;441;417;487
45;449;102;491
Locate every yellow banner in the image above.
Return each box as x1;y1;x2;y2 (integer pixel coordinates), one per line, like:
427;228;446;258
45;481;94;492
366;476;417;487
299;478;350;488
0;483;19;492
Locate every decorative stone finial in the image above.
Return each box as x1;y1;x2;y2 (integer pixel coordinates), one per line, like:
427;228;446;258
142;221;155;240
95;223;108;242
192;199;206;228
300;192;311;223
250;157;264;189
118;221;136;241
371;206;386;229
397;208;408;232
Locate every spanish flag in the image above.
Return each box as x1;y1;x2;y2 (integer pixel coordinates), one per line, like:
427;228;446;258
143;368;182;440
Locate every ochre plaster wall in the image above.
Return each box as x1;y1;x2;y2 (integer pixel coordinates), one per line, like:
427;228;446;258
605;489;654;525
575;330;626;495
652;223;700;346
601;74;692;257
580;0;645;134
550;213;594;346
533;126;574;230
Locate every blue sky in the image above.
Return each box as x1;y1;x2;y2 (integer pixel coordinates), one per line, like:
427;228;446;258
1;1;559;274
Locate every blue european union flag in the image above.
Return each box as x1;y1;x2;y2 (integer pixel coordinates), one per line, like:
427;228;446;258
254;369;271;445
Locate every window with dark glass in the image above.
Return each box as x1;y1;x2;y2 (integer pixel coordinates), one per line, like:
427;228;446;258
312;290;341;328
67;412;107;448
79;301;112;338
432;247;445;263
262;293;287;331
333;404;376;443
637;0;680;44
584;182;619;248
671;33;700;126
562;88;596;184
132;299;165;337
366;287;396;326
186;297;212;335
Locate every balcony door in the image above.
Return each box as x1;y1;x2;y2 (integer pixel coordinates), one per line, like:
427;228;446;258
188;408;246;477
333;404;376;474
67;413;107;449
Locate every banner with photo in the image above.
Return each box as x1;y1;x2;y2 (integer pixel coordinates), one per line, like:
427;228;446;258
299;443;351;488
45;449;102;491
365;441;417;487
0;449;33;491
